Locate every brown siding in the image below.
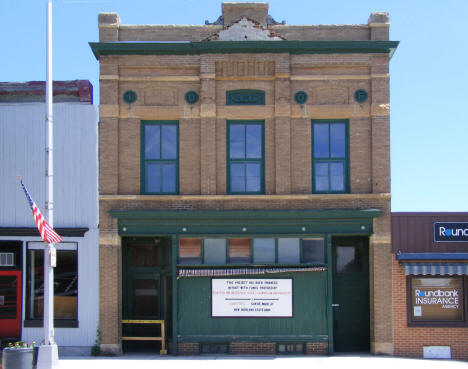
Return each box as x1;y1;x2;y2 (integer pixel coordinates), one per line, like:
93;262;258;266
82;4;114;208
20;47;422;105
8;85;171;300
392;213;468;253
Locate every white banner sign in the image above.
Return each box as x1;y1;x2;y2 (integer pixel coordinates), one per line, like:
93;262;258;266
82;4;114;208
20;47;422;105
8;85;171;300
211;279;293;317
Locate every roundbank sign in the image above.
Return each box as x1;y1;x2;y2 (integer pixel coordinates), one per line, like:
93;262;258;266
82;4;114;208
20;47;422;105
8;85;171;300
434;222;468;242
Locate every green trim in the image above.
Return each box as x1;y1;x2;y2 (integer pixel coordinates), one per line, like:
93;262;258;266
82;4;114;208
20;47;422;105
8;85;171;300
123;90;137;104
326;234;334;354
312;119;350;194
140;120;179;195
354;89;368;103
110;209;381;220
226;90;265;106
299;238;304;263
110;209;381;236
178;335;328;343
275;238;279;263
294;91;308;105
184;91;199;105
184;333;328;342
226;120;265;194
89;40;399;60
171;235;178;355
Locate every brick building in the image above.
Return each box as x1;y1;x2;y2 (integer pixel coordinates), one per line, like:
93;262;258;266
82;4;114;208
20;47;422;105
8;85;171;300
392;213;468;360
90;2;398;356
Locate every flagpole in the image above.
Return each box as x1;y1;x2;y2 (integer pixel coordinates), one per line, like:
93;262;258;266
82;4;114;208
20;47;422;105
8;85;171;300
37;0;59;367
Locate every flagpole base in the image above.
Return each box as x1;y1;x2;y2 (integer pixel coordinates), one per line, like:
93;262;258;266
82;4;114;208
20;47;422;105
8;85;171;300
36;344;59;369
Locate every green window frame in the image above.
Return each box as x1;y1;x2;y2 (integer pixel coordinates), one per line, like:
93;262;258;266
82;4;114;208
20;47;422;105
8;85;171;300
227;120;265;194
312;119;349;194
141;121;179;194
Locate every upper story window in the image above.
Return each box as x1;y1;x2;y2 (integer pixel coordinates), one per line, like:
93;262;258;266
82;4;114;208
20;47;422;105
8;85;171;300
312;120;349;193
141;121;178;194
227;121;264;194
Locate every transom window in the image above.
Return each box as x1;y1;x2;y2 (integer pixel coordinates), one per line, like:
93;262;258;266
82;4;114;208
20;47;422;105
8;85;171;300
227;121;264;194
141;121;178;194
312;120;349;193
178;237;325;265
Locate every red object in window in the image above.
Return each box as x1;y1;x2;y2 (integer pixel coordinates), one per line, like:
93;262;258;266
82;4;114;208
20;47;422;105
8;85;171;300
0;271;22;337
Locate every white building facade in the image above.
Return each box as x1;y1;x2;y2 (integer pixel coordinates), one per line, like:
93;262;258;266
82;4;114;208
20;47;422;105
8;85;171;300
0;81;99;354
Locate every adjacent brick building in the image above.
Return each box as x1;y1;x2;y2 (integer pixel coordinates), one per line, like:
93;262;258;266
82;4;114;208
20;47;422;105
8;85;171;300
90;2;398;356
392;213;468;360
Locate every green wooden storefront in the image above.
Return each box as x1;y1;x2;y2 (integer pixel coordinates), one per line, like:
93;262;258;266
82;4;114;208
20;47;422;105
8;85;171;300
112;209;379;354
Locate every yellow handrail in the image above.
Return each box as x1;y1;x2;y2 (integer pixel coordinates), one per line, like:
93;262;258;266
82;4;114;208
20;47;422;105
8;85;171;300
121;319;166;355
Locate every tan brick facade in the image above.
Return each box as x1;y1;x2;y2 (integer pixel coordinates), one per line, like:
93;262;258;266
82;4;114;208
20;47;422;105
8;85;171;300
94;2;396;356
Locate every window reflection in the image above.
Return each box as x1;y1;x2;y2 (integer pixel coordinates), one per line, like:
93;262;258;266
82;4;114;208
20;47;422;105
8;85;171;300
336;245;361;273
312;121;348;193
27;243;78;320
142;122;178;194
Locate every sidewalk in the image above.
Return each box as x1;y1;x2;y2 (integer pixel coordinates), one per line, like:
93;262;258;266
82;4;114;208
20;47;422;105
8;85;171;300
53;354;467;369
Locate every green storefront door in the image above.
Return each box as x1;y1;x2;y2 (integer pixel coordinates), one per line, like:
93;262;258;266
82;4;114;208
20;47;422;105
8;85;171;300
332;237;370;352
128;274;160;319
122;238;172;350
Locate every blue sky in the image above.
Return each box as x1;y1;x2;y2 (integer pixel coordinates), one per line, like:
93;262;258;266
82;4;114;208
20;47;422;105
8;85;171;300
1;0;467;212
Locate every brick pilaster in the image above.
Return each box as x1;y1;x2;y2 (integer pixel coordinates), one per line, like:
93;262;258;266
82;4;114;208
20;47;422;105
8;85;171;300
274;55;292;194
200;55;217;194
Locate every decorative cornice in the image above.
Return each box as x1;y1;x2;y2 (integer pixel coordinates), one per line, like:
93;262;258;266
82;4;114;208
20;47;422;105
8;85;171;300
291;74;388;81
110;208;382;220
89;40;399;60
119;76;200;82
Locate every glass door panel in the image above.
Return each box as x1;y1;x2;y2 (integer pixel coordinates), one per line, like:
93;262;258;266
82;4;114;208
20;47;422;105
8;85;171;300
132;277;159;319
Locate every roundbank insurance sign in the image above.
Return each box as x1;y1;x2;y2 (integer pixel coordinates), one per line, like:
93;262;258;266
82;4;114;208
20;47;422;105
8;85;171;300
411;278;463;321
434;222;468;242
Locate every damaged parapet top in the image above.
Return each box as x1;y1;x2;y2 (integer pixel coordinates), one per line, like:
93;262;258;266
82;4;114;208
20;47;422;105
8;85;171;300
368;12;390;25
96;2;391;43
98;12;121;26
206;2;285;26
97;3;286;28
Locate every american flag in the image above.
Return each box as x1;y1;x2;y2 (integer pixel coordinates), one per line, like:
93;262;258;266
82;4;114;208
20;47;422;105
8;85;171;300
20;178;62;244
